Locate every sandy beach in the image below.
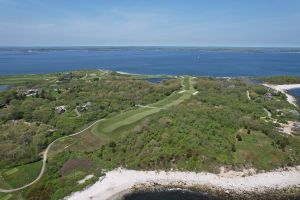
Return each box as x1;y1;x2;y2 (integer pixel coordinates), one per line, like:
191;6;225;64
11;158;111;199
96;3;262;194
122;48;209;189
65;166;300;200
263;83;300;107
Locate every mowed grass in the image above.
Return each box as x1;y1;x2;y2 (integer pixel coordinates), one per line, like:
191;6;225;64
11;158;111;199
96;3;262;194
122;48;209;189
92;77;195;138
183;76;191;90
51;77;195;154
0;74;56;85
234;130;290;170
94;107;160;134
0;192;23;200
0;161;42;189
0;194;12;200
0;77;194;196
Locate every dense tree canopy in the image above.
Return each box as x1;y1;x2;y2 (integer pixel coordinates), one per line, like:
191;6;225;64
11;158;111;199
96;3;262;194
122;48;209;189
0;71;180;167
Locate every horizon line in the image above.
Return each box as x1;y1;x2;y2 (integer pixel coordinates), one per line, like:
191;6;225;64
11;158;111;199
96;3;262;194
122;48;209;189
0;45;300;48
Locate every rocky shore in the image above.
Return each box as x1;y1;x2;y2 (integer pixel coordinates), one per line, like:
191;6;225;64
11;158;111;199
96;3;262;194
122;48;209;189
65;166;300;200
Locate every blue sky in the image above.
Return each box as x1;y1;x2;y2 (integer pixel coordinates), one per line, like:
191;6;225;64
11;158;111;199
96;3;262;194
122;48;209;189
0;0;299;47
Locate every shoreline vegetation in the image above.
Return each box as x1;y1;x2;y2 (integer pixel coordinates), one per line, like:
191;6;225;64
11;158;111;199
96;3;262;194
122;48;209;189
0;71;300;200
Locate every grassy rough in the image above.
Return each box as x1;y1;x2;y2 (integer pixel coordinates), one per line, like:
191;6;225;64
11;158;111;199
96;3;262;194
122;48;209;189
0;161;42;189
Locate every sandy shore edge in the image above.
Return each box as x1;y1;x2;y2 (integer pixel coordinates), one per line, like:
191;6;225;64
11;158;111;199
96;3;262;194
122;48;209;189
65;166;300;200
263;83;300;107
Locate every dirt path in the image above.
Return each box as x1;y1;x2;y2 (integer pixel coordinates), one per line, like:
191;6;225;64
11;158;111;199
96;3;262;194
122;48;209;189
263;108;272;117
0;77;194;193
246;90;251;100
74;107;81;117
0;119;105;193
135;104;159;109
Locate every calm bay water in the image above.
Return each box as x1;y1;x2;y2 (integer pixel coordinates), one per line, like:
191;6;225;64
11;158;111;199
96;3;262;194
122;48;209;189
0;47;300;76
0;85;9;92
124;190;222;200
288;88;300;105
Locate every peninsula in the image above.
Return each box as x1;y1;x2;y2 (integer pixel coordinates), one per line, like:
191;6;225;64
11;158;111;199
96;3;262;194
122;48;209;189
0;71;299;200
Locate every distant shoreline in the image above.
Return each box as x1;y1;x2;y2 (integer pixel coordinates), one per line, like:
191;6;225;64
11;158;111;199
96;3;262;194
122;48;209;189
1;68;300;78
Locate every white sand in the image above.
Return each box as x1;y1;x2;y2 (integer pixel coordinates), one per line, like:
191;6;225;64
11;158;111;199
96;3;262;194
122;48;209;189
278;121;296;135
263;84;300;107
65;166;300;200
78;174;94;184
116;71;139;75
246;90;251;100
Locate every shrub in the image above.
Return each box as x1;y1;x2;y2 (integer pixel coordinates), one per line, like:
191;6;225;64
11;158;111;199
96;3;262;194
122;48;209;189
236;134;242;141
231;144;236;152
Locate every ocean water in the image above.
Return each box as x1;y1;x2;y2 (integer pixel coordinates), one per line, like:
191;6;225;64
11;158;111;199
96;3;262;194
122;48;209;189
0;47;300;76
0;85;9;92
124;190;222;200
288;88;300;105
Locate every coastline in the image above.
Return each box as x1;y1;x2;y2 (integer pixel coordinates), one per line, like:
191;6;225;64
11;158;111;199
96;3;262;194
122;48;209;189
116;71;140;76
262;83;300;107
65;166;300;200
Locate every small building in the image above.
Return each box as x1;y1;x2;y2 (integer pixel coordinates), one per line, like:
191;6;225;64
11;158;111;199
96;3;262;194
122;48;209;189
48;128;58;133
18;88;39;97
25;89;39;97
0;103;6;109
227;84;235;89
291;122;300;134
81;101;92;111
289;109;299;116
293;122;300;131
55;105;67;114
263;93;273;100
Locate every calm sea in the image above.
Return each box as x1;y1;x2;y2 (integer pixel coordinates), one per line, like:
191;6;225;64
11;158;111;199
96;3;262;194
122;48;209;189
288;88;300;105
124;190;222;200
0;47;300;76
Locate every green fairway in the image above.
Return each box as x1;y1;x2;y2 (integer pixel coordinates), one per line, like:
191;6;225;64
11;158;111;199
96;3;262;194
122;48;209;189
0;76;194;197
92;76;195;137
0;74;56;85
0;161;42;189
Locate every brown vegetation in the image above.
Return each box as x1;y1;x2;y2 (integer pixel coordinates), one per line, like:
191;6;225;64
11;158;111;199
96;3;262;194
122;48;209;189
59;159;94;176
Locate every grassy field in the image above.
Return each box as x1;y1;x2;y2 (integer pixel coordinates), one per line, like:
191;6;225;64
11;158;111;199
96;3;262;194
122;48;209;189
0;76;192;199
49;77;194;158
92;76;195;139
88;77;300;172
2;74;300;200
0;74;57;85
0;70;173;85
233;129;291;170
0;161;42;189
